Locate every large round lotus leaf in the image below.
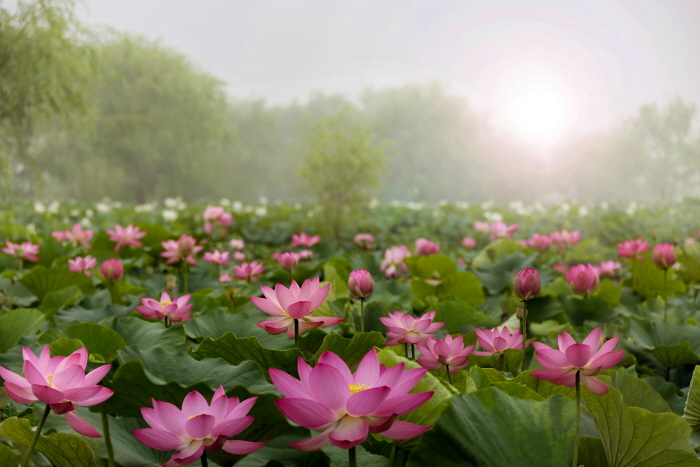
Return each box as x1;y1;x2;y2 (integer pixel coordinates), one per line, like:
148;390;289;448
408;386;576;467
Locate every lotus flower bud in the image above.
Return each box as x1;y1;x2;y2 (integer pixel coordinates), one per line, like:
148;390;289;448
514;268;541;301
652;244;677;270
348;270;374;299
101;259;124;284
566;264;599;295
277;252;297;271
462;237;477;249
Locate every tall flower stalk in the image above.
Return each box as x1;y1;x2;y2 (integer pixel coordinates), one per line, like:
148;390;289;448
513;268;541;372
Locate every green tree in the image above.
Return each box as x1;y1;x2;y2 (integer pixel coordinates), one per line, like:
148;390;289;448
0;0;96;201
299;107;387;241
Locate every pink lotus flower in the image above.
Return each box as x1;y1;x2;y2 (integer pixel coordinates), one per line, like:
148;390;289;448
380;311;445;347
270;349;433;451
233;261;264;282
686;238;696;246
107;224;147;252
416;334;474;373
251;278;341;337
229;239;245;250
0;346;113;437
652;243;677;270
291;232;320;248
101;259;124;284
2;241;41;262
203;250;230;266
526;234;552;252
275;252;298;271
220;274;233;282
472;327;529;356
415;238;439;256
593;260;622;278
136;292;193;322
133;387;266;466
461;237;477;249
380;245;411;278
348;270;374;299
489;221;519;241
514;268;541;301
354;233;374;250
531;327;624;395
550;229;581;246
617;238;649;261
203;206;233;235
296;249;314;261
553;263;570;275
566;264;600;296
52;224;94;249
161;235;204;265
68;255;97;276
233;251;246;262
473;221;491;233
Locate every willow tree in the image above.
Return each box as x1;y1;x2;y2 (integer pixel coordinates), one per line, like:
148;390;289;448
0;0;96;201
299;107;387;242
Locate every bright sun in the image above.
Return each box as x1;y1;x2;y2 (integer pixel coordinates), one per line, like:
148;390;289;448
497;73;574;145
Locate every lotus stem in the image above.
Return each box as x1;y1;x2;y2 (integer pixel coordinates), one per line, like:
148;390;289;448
8;281;14;310
294;319;300;349
389;443;397;467
201;450;209;467
101;405;115;467
520;300;528;372
349;445;357;467
573;371;580;467
663;269;668;321
404;342;408;358
182;264;189;294
20;404;51;467
446;365;453;385
411;344;415;360
360;298;365;333
164;316;171;328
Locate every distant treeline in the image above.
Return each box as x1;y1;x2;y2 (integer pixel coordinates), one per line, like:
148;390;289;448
2;1;699;204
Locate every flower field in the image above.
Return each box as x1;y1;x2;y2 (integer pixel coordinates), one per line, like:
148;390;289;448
1;198;700;467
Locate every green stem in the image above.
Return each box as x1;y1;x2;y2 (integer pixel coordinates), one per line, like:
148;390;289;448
18;259;23;274
411;344;415;360
294;319;300;349
8;281;14;310
360;298;365;333
663;269;668;321
20;404;51;467
201;450;209;467
388;443;397;467
573;371;580;467
520;300;528;372
404;342;408;358
183;264;189;294
289;269;293;283
164;316;171;328
101;405;115;467
446;365;453;385
349;446;357;467
498;353;504;373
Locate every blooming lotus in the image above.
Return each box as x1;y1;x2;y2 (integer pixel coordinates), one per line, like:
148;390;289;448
566;264;599;296
233;261;264;282
291;232;320;248
233;251;246;262
52;224;94;249
617;238;649;261
136;292;193;322
593;260;622;278
489;221;519;241
526;234;552;252
472;327;529;356
531;327;623;395
229;238;245;250
415;238;439;256
550;229;581;246
203;250;230;266
202;206;233;235
416;334;474;374
68;255;97;276
354;233;374;250
251;278;341;337
0;346;113;437
107;224;147;252
270;349;433;451
380;245;411;278
133;387;266;466
161;235;204;265
2;241;41;262
379;310;444;347
473;221;491;233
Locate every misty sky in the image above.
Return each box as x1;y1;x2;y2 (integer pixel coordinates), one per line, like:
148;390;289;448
77;0;700;140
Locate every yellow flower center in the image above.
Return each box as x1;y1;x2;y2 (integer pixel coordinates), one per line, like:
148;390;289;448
348;384;371;395
160;301;172;307
46;374;54;388
187;414;201;420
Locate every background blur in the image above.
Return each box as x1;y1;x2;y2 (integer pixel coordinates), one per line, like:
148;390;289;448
1;0;699;204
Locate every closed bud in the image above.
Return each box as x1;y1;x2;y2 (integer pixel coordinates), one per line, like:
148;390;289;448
101;259;124;284
566;264;599;296
652;243;677;270
348;270;374;299
514;268;541;301
277;252;297;271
